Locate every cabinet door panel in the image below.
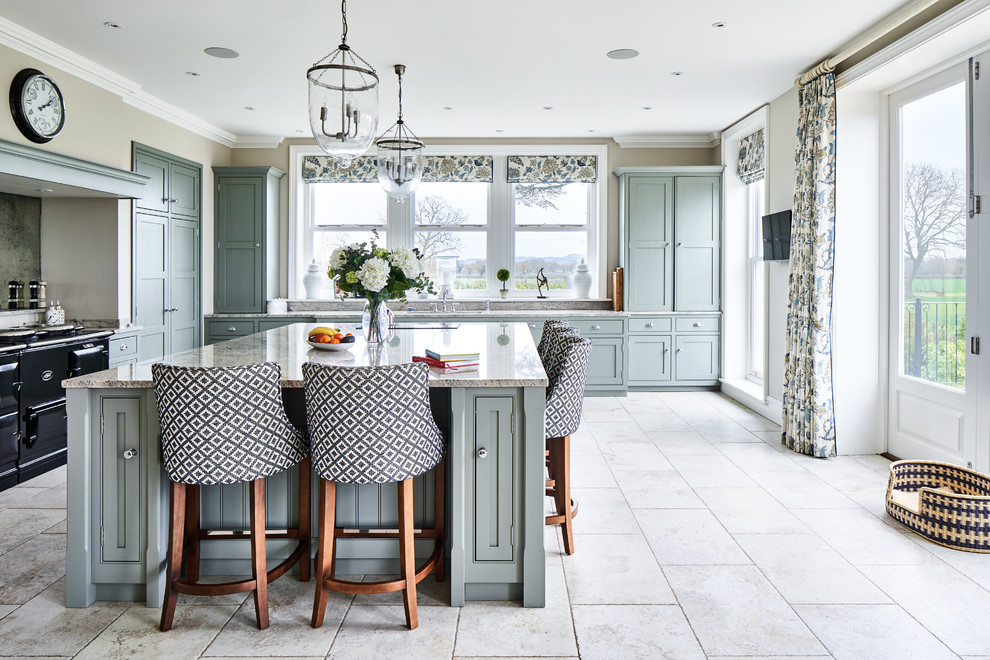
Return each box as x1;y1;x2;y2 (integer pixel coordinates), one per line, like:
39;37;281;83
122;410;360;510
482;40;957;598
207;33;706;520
674;177;720;311
626;176;673;311
216;177;264;313
170;219;201;350
628;335;671;383
134;212;167;361
98;397;142;566
674;335;720;381
474;397;514;562
133;152;168;214
629;246;671;311
219;248;262;312
586;337;623;386
169;163;201;219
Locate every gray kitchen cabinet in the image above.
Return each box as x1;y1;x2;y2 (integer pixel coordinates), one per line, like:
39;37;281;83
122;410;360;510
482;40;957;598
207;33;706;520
93;396;145;584
627;335;671;383
473;396;515;562
132;144;202;362
627;313;721;387
674;177;721;311
205;316;315;345
622;175;674;311
674;334;720;382
213;167;285;313
108;333;138;368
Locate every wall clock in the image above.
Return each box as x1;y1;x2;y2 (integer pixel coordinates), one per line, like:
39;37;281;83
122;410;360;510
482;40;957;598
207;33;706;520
9;68;65;143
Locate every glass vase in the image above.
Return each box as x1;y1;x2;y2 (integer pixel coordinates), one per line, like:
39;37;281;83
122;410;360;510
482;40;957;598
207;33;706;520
362;299;393;343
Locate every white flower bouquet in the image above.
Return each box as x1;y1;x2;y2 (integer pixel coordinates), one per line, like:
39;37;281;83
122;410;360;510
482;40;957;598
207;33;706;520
328;238;434;304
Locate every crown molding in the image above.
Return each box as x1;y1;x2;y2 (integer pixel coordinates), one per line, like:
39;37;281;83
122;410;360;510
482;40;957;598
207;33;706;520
231;136;286;149
612;133;721;149
0;16;236;148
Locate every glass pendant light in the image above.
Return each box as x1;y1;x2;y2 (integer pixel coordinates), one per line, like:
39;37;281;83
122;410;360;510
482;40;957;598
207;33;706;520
376;64;424;201
307;0;379;168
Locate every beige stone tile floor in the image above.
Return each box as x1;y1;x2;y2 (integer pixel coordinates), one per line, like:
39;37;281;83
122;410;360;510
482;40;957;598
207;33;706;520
1;391;989;658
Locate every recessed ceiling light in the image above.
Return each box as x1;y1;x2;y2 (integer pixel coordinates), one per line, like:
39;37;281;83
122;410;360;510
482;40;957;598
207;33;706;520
204;47;239;59
186;71;200;77
670;71;684;77
542;106;553;111
103;21;121;29
587;129;596;133
642;106;653;110
606;48;639;60
38;188;52;193
442;106;453;111
495;129;504;133
295;129;305;133
712;21;726;29
244;106;254;111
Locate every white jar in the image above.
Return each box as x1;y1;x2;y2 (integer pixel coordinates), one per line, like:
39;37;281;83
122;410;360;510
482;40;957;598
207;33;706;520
303;260;327;299
572;259;592;299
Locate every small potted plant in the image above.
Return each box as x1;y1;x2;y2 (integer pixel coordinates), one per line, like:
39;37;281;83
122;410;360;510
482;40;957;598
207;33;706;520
496;268;510;299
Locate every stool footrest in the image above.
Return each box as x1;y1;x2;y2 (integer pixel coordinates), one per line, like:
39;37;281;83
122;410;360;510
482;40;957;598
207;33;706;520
171;537;308;596
318;540;443;595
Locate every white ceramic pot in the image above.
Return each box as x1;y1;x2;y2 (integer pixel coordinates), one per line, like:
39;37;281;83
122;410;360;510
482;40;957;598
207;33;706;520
303;260;326;299
572;259;592;298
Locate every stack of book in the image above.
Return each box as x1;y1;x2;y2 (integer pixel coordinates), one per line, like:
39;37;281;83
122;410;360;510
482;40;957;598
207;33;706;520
413;348;480;374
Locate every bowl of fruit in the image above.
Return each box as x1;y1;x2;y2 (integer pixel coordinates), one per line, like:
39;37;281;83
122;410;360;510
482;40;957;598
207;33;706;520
306;326;357;351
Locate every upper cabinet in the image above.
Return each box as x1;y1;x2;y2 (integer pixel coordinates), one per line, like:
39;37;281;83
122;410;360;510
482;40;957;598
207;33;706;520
134;151;201;219
615;167;723;312
212;166;285;313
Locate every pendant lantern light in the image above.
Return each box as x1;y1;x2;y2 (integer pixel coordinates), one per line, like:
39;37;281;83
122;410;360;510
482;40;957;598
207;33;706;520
307;0;379;168
376;64;425;201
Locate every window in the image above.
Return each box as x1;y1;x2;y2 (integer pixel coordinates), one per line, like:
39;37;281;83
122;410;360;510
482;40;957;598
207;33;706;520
291;146;606;298
747;182;766;382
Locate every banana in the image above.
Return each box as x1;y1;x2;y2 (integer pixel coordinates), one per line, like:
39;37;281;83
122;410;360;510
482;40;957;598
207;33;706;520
308;326;339;338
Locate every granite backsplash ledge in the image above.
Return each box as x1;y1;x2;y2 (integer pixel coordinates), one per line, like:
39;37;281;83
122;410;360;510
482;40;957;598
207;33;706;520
286;298;614;312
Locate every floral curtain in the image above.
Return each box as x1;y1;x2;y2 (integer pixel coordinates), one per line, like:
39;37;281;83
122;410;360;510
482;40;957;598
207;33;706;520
302;155;493;183
737;128;765;184
782;72;837;458
506;155;597;183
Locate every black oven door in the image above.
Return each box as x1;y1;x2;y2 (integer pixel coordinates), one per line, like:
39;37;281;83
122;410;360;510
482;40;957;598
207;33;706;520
0;410;17;488
68;342;109;379
0;356;17;413
20;397;67;473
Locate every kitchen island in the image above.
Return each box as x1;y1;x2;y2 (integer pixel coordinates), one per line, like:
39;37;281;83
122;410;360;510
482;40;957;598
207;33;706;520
63;322;548;609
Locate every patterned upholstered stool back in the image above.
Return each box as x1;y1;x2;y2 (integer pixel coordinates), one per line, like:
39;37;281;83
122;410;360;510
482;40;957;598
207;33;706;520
541;324;582;387
302;362;444;485
545;336;593;439
152;362;308;486
537;319;571;366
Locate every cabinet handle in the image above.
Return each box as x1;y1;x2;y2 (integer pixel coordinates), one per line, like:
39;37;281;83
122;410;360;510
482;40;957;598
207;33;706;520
255;242;261;248
118;344;128;351
122;448;137;460
591;324;601;330
677;242;683;247
646;322;654;328
227;326;237;332
161;197;169;203
170;198;178;203
693;322;701;327
528;323;536;328
677;348;682;352
477;448;489;459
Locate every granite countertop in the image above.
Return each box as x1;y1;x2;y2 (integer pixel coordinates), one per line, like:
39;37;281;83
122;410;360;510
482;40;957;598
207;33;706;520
64;321;547;389
206;309;628;319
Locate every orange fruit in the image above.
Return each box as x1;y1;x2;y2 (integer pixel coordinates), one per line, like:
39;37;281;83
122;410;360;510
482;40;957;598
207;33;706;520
334;333;344;341
330;337;340;344
318;335;331;344
344;332;353;337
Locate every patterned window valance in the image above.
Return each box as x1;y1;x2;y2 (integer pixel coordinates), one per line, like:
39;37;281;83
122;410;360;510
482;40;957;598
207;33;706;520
506;155;598;183
302;155;493;184
737;129;765;184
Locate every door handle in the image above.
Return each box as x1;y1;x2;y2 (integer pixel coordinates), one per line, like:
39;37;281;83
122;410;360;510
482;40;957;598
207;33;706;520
122;448;137;460
477;448;488;459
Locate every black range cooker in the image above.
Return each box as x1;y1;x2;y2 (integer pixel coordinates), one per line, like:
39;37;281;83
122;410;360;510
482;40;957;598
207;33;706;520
0;324;112;490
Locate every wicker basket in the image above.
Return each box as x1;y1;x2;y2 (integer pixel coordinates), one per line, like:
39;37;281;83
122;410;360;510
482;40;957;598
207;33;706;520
886;459;990;553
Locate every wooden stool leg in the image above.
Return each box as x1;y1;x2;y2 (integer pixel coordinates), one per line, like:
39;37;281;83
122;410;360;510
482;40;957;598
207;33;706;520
398;478;418;630
311;479;336;628
249;479;270;630
298;457;311;582
160;482;186;632
184;484;200;584
558;435;575;555
434;458;445;583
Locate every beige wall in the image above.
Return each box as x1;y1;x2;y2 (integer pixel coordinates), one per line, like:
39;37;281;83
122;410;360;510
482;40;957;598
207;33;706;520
232;138;719;298
0;43;232;319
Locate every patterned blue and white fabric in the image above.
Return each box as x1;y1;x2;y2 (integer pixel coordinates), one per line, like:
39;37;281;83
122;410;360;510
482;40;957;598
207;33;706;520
541;324;581;386
302;362;444;484
537;319;571;366
782;72;837;458
737;128;765;184
303;155;493;184
545;336;592;439
152;362;308;486
507;156;598;183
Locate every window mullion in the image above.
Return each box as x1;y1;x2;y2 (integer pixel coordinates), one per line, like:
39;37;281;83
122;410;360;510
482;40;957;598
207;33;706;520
490;156;510;293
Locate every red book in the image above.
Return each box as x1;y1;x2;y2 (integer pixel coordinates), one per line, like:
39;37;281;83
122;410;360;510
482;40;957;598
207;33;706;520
412;355;479;369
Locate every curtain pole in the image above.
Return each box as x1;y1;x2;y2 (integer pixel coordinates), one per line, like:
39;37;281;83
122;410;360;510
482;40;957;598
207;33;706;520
794;0;944;87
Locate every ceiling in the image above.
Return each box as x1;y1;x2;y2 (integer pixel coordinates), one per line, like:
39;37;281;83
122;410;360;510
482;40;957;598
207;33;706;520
0;0;915;144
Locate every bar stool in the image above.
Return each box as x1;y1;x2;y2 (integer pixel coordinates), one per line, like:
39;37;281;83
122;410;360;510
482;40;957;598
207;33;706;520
543;334;593;555
153;362;311;632
303;362;445;630
537;319;572;365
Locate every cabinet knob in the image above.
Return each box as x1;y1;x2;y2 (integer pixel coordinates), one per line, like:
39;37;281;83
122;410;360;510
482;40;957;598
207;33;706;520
255;243;261;248
693;322;701;327
227;326;237;332
677;242;683;247
528;322;536;328
591;324;601;330
161;197;169;203
170;198;178;203
677;348;682;352
122;448;137;460
477;448;489;459
118;343;128;351
646;322;654;328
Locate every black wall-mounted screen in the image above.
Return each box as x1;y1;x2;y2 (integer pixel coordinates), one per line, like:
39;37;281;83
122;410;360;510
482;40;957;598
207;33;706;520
762;210;792;261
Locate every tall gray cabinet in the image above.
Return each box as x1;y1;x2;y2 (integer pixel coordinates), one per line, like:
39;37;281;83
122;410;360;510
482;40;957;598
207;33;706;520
615;166;724;387
212;166;284;313
132;143;202;361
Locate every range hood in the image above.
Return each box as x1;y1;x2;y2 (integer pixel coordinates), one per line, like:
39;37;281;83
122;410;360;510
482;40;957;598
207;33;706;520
0;137;147;199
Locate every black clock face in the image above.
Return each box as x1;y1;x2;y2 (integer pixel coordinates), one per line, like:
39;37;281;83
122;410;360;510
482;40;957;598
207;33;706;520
9;68;65;143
